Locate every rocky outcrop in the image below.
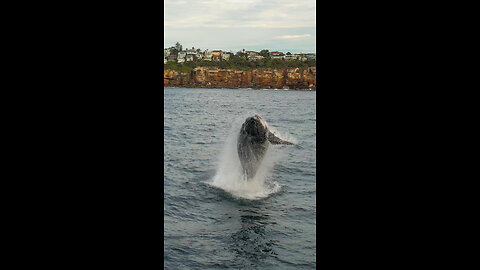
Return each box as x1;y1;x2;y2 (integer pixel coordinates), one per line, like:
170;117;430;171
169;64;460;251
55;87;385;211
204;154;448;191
164;67;316;90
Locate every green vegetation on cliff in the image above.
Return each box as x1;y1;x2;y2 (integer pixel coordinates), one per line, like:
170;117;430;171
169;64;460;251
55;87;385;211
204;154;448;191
164;62;193;72
164;55;316;72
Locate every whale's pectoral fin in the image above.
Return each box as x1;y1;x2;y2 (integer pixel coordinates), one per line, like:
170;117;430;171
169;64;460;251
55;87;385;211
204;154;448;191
267;132;295;145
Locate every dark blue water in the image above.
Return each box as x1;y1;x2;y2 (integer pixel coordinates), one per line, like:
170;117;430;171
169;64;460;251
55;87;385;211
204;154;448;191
164;87;316;269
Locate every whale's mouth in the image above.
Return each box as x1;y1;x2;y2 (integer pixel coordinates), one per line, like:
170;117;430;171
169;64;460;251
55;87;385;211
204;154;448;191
255;115;268;129
245;115;268;136
253;114;263;123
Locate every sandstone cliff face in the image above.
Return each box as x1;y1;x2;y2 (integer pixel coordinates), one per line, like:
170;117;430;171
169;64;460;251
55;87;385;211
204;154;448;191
164;67;316;90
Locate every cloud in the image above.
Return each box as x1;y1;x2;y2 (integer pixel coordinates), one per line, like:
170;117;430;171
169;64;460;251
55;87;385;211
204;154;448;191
164;0;315;29
164;0;316;53
275;34;311;40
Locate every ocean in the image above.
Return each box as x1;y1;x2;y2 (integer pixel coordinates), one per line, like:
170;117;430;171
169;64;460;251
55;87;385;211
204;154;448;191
164;87;316;269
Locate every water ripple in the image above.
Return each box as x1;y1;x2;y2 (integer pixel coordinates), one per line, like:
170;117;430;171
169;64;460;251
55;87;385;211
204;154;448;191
164;87;316;269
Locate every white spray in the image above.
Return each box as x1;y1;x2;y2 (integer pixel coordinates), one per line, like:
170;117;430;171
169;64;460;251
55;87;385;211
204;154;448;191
209;115;292;200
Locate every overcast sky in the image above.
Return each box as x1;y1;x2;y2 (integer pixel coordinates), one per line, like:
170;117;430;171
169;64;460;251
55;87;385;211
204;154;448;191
164;0;316;53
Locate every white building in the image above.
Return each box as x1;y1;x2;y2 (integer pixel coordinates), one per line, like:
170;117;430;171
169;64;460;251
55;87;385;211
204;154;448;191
177;51;187;62
164;49;171;57
222;51;231;61
203;50;213;61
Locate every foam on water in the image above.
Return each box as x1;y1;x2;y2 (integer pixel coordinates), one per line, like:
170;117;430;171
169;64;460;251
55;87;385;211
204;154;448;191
208;114;293;200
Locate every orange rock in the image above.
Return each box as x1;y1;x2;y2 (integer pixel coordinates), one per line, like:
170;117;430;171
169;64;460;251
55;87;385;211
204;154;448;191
164;67;316;89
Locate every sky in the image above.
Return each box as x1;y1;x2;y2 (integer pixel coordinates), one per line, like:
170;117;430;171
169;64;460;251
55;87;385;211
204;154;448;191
164;0;316;54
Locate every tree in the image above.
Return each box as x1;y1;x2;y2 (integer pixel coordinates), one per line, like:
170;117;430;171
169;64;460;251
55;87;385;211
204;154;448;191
236;51;246;58
175;42;182;51
260;49;270;58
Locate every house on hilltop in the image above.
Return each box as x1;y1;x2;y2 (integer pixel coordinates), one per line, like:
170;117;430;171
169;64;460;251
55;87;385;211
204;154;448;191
305;53;316;60
270;51;284;60
203;50;212;61
284;54;296;61
164;49;171;57
185;49;197;62
211;50;222;61
294;53;306;61
177;51;186;63
246;51;264;61
222;51;231;61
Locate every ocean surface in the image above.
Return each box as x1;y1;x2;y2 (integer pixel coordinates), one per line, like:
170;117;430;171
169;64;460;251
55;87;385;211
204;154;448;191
164;87;316;269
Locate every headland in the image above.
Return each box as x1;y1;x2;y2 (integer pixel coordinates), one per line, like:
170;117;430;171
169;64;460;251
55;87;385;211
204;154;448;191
164;43;316;90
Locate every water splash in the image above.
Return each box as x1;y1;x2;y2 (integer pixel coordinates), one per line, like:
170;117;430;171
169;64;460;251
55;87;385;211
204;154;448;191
208;114;290;200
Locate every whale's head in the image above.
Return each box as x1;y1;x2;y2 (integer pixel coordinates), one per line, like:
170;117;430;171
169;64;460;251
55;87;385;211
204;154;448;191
242;115;268;138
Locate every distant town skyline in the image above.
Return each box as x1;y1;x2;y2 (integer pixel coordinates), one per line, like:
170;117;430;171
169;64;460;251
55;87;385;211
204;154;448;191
164;0;316;54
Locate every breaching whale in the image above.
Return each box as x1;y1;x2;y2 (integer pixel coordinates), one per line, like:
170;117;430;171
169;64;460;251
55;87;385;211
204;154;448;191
237;115;294;180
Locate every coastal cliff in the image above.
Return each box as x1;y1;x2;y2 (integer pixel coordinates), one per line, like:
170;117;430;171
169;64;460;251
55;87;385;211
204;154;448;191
164;67;316;90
